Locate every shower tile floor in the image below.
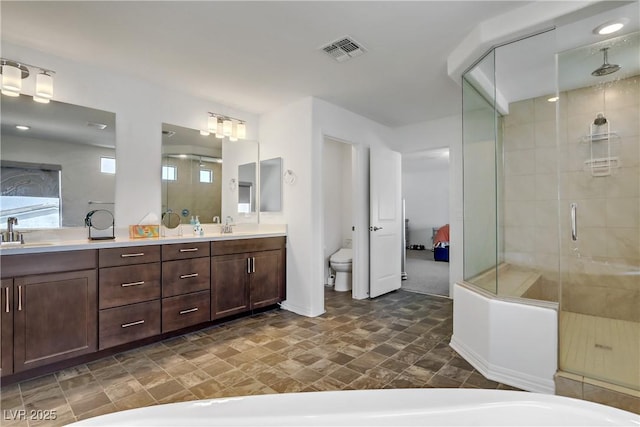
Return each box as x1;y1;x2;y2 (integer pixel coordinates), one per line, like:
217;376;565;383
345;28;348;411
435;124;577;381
0;289;518;426
560;311;640;392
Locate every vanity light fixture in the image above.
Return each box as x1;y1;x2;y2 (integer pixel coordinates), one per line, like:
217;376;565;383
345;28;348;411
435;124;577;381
230;122;238;142
223;118;233;136
207;112;247;140
1;58;55;102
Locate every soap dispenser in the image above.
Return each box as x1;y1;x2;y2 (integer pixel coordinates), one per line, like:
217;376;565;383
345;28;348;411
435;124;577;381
194;216;202;235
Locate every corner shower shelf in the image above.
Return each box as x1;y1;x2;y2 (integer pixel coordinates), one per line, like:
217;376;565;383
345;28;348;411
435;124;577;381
580;119;620;177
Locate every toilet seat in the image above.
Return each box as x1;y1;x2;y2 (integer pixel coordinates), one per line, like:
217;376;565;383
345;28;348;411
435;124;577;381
330;248;352;264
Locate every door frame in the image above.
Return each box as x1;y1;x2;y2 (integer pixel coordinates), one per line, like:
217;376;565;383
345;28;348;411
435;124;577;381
320;135;370;301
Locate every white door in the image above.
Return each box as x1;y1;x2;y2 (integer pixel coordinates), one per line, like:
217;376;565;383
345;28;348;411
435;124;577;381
369;147;402;298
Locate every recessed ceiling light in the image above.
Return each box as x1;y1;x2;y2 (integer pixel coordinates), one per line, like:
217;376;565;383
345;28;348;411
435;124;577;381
179;154;187;158
200;130;210;136
547;96;559;103
593;19;628;35
15;125;30;130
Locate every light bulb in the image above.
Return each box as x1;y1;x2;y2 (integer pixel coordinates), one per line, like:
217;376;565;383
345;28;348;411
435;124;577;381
1;63;22;95
35;71;53;100
237;122;246;139
223;118;232;136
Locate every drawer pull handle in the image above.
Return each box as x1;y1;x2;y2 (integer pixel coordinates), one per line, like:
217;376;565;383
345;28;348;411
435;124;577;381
18;285;22;311
180;273;199;279
5;287;9;313
179;307;199;315
179;248;199;252
121;320;145;328
121;281;145;287
121;253;145;258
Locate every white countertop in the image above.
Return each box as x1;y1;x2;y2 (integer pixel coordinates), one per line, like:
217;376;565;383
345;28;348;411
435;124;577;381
0;223;287;255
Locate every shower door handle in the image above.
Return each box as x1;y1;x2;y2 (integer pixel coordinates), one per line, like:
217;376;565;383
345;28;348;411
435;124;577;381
570;203;577;241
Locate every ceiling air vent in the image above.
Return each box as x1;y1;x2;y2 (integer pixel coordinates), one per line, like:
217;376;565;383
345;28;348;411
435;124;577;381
321;36;366;62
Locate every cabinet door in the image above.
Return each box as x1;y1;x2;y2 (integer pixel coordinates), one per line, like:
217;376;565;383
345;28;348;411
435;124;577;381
13;270;97;372
1;279;13;376
250;250;284;309
211;254;250;319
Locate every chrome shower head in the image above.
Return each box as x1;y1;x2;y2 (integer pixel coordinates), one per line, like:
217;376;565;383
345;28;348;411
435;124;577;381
592;47;621;76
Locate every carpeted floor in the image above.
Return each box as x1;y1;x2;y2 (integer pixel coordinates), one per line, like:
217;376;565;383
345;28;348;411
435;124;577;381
402;249;450;297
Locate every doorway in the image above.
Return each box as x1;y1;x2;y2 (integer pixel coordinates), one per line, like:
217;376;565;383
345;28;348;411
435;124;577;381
401;148;450;297
322;137;355;297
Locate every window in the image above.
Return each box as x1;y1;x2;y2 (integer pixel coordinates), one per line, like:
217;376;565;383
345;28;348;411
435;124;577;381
1;161;62;228
162;165;177;181
100;157;116;174
199;169;213;183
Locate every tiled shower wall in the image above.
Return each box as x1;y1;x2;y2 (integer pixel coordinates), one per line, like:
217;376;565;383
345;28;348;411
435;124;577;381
502;75;639;319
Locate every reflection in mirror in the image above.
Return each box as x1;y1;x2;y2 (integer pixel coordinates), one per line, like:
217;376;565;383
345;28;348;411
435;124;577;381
260;157;282;212
1;95;116;228
238;162;256;213
162;123;222;224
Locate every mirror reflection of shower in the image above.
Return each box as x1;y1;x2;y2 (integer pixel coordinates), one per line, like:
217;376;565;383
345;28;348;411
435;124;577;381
591;47;622;76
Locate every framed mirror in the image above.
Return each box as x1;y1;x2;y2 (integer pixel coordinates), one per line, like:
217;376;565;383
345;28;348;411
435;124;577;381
260;157;283;212
161;123;259;224
1;94;116;228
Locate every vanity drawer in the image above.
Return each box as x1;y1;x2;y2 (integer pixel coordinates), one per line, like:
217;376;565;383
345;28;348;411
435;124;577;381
162;242;210;261
99;245;161;267
162;290;210;333
99;263;161;309
162;257;210;297
99;300;160;350
211;237;285;256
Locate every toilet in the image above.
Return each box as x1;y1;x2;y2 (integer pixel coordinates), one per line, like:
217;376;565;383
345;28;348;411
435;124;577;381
330;248;353;292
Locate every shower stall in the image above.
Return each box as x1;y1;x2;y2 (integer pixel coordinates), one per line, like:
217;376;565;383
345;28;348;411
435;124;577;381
460;15;639;412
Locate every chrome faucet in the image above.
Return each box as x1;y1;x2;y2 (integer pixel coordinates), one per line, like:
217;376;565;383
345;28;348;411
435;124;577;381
213;216;220;224
221;216;234;234
2;217;23;243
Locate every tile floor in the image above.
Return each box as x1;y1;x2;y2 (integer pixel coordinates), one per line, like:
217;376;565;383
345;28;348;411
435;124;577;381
1;289;515;426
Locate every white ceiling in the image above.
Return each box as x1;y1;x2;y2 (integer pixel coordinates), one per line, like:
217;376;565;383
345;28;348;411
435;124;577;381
3;2;638;129
1;1;532;128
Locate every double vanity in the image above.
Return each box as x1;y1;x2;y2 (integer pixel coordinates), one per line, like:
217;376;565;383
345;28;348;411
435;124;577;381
0;227;286;384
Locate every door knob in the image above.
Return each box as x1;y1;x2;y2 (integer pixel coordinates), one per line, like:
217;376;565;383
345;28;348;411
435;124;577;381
369;226;383;231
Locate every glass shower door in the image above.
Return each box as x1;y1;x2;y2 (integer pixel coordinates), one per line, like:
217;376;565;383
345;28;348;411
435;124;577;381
557;32;640;392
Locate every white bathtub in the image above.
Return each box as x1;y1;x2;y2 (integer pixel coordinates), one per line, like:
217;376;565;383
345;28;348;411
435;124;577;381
72;389;639;426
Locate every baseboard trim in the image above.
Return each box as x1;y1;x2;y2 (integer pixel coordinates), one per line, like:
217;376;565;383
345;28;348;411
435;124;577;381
450;336;555;395
279;301;324;317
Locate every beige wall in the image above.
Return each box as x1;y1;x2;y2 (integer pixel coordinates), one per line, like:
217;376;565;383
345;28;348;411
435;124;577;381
503;75;639;320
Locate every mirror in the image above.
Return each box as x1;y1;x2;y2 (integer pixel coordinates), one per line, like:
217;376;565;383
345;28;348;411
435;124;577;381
260;157;283;212
161;211;181;229
238;162;256;213
1;95;116;228
161;123;259;224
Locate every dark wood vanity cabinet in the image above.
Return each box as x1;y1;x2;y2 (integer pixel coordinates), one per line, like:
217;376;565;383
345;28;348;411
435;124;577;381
0;250;98;376
98;245;161;350
0;235;285;383
211;237;285;319
161;242;211;332
1;279;14;376
13;270;97;372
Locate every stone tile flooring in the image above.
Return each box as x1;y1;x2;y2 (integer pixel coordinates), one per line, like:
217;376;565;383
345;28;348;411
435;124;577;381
1;289;514;426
